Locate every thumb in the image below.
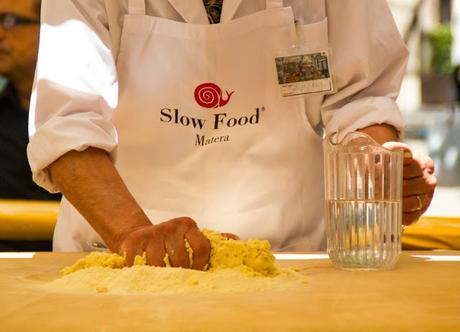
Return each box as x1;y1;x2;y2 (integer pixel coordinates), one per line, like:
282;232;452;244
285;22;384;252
382;141;413;165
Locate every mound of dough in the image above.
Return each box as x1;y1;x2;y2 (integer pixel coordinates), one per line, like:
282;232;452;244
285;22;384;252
48;229;306;294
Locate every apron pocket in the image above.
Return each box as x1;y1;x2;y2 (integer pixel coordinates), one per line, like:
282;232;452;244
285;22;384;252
296;17;329;50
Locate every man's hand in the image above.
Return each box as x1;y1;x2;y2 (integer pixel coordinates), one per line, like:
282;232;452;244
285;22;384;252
383;142;437;225
113;217;211;270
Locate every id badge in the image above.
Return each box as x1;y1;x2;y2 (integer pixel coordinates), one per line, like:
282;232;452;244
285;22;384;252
274;46;335;98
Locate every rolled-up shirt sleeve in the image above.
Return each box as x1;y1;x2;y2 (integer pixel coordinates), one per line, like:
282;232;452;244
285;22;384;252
28;0;118;192
320;0;408;142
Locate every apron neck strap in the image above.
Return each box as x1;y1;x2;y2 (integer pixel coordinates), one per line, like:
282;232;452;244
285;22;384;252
318;0;326;19
128;0;146;15
266;0;283;9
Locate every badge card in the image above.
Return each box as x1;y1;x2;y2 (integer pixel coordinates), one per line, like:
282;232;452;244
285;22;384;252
275;50;334;97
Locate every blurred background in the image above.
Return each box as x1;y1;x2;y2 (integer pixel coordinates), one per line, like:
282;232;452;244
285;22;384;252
389;0;460;218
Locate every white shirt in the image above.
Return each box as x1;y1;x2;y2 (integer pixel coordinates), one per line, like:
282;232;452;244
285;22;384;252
28;0;408;250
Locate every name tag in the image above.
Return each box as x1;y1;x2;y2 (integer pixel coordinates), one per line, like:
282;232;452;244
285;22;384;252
275;50;335;97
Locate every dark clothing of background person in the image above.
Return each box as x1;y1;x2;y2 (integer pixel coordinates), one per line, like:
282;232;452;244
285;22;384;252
0;81;60;200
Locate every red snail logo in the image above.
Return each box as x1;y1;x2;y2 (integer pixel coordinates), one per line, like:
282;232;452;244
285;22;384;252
194;83;235;109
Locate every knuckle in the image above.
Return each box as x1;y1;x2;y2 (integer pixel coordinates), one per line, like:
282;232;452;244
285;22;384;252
160;220;176;232
180;217;197;228
429;177;437;187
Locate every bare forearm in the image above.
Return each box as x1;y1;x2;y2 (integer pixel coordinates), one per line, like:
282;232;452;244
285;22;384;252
358;123;399;145
49;147;151;249
48;147;211;269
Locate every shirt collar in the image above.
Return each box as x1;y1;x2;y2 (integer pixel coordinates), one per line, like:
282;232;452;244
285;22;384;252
167;0;243;24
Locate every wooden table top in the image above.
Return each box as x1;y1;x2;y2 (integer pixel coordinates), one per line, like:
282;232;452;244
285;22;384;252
1;251;459;332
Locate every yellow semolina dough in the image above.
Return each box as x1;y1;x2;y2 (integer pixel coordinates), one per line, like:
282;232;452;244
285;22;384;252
48;229;306;294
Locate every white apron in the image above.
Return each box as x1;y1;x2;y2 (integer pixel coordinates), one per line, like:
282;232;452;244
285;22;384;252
54;0;326;251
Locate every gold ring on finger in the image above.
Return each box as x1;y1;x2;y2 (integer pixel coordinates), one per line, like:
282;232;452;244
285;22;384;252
415;195;423;211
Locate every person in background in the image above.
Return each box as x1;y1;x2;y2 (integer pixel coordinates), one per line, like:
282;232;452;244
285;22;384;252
29;0;436;267
0;0;59;200
0;0;60;252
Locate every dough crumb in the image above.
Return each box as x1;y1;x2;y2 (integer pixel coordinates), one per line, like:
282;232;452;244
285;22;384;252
49;229;307;294
203;229;279;277
96;286;108;293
